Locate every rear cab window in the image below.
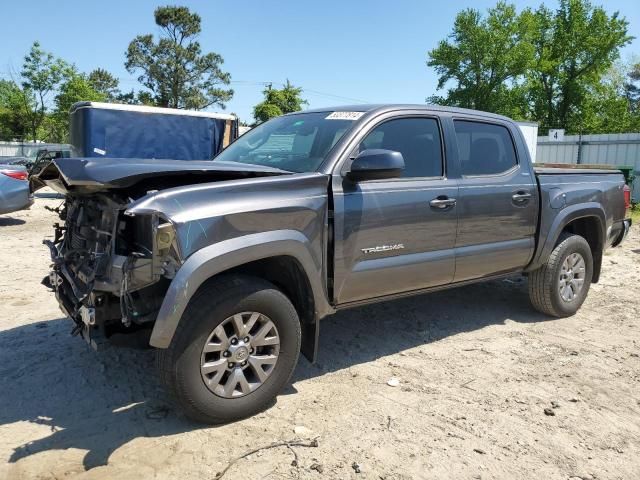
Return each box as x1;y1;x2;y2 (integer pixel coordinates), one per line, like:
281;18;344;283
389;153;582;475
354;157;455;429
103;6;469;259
453;120;518;176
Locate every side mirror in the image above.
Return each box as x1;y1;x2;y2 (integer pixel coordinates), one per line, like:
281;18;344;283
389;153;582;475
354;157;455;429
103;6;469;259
346;149;405;181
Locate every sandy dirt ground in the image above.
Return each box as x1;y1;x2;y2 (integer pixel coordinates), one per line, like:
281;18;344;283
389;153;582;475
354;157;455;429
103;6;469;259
1;191;639;480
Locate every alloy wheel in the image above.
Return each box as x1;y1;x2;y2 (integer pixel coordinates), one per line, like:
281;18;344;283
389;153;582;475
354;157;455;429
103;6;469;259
200;311;280;398
558;252;586;302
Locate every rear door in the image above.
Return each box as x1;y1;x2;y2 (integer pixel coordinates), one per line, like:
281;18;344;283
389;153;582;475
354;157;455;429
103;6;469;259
332;115;458;304
452;119;538;281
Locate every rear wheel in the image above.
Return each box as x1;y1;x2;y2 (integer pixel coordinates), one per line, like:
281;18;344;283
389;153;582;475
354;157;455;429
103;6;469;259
529;233;593;317
157;275;301;424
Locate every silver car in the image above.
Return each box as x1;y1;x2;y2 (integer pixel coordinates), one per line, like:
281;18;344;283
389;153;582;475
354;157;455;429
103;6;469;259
0;164;33;215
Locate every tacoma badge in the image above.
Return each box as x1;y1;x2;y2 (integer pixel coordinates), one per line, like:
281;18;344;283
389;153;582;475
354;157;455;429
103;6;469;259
361;244;405;254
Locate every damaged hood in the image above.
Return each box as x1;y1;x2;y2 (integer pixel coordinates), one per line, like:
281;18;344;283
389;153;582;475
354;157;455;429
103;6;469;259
34;158;291;194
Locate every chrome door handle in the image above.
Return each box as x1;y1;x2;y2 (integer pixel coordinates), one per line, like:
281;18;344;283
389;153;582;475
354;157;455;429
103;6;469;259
512;192;532;202
430;197;457;209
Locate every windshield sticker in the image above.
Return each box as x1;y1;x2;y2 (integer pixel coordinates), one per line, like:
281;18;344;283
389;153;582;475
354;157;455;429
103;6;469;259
325;111;364;120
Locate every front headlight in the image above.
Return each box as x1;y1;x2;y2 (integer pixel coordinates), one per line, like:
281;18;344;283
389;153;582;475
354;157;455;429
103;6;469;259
155;221;176;256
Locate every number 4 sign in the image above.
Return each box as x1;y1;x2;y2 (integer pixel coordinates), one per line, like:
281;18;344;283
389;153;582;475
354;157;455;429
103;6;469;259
549;129;565;141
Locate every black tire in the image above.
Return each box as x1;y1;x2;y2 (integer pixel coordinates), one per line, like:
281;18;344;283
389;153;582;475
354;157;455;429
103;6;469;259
157;274;301;424
529;233;594;317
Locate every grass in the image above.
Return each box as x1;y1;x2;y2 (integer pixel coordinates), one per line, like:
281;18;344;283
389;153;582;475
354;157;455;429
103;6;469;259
631;207;640;223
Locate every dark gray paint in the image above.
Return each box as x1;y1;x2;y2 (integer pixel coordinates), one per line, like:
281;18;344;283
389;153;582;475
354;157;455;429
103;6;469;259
333;177;458;303
526;172;627;272
37;157;288;194
449;119;539;281
123;172;333;347
327;107;541;305
43;104;630;358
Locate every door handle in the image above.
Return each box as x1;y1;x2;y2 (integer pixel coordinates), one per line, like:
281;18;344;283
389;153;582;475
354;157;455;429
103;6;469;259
512;192;532;202
430;196;457;209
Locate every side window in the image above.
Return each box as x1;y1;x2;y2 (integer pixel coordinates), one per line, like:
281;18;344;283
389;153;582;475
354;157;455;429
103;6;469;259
358;118;443;178
453;121;517;176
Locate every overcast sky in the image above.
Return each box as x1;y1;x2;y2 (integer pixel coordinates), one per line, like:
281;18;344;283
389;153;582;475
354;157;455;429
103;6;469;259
1;0;639;122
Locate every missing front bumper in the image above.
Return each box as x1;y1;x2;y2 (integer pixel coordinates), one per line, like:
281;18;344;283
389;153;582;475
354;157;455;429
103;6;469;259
47;262;108;352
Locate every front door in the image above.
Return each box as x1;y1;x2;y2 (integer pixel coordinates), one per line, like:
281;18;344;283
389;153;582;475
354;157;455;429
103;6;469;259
332;116;458;304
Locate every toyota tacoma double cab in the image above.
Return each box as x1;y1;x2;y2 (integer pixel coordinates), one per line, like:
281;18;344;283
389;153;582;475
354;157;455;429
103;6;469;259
38;105;632;423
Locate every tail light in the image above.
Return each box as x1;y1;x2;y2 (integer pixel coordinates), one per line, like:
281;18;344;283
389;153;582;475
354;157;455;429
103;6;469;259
1;169;28;181
623;184;631;215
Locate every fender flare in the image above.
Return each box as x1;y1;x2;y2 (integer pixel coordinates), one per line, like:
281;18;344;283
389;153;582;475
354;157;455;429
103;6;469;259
527;203;606;273
149;230;332;349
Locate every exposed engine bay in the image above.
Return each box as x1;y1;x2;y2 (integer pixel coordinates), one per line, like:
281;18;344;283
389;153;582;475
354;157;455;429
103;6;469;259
45;192;180;348
37;157;291;349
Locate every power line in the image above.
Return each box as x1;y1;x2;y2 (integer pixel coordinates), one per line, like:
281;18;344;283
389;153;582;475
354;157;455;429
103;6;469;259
223;79;370;103
0;71;370;104
302;88;369;104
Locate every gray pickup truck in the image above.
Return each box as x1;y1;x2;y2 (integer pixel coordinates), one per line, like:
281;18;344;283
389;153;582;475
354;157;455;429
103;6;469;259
39;104;632;423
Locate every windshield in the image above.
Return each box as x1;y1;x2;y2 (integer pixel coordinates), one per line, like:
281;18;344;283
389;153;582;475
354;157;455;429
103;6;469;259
214;112;358;172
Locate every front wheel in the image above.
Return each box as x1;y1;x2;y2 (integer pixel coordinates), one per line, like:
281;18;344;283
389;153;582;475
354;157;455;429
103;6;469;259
157;275;301;424
529;233;594;317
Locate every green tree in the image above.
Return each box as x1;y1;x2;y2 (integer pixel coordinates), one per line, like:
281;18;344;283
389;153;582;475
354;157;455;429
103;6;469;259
113;89;156;105
253;81;308;123
49;73;106;141
88;68;160;106
427;0;634;134
0;80;32;141
125;5;233;109
579;83;637;134
625;60;640;114
525;0;632;132
576;58;640;133
427;1;535;116
20;41;73;141
88;68;121;101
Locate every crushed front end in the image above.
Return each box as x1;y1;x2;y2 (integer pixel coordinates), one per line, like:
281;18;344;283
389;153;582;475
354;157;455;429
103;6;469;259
37;157;289;350
44;193;180;349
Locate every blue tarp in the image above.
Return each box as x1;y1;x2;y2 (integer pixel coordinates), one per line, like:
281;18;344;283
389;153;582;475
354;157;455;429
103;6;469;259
70;103;231;161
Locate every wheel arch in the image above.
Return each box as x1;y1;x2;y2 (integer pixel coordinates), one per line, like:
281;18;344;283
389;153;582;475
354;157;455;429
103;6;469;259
149;230;333;362
212;256;319;362
528;203;606;282
558;216;604;282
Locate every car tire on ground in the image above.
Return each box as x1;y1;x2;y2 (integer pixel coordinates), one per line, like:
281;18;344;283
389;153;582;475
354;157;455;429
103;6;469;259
157;274;301;424
529;233;594;317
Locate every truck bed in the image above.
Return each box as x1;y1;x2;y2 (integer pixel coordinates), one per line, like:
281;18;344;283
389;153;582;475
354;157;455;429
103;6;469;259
534;164;623;175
